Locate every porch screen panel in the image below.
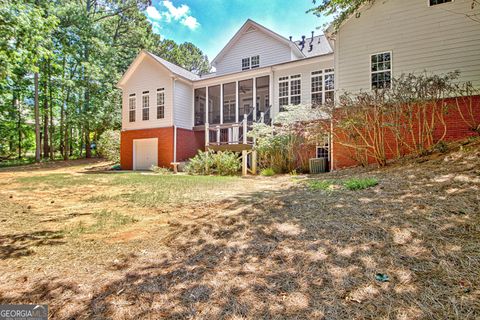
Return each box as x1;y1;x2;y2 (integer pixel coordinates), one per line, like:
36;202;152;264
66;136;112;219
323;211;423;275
223;82;236;123
208;85;221;124
255;76;269;119
238;79;253;121
194;88;206;126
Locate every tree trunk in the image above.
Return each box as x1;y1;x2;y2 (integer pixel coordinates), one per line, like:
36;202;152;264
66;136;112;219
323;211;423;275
34;72;41;162
84;0;92;159
16;97;22;159
42;64;49;159
48;60;54;160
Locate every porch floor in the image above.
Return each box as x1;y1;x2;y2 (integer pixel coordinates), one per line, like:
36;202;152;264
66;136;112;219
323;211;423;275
206;144;253;152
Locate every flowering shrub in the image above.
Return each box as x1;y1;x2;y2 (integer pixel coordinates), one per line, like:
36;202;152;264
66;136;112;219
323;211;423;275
185;150;240;176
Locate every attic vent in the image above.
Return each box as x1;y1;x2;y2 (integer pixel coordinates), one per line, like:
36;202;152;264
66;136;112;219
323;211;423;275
245;26;257;33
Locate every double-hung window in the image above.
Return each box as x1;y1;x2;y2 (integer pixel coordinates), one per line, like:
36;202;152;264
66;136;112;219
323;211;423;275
311;71;323;106
157;88;165;119
290;75;301;105
128;94;136;122
242;58;250;70
142;91;149;121
279;76;289;110
324;69;335;102
251;55;260;68
279;75;301;110
371;52;392;89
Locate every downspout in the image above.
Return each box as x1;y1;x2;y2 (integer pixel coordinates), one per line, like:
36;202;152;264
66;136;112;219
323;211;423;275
172;77;177;163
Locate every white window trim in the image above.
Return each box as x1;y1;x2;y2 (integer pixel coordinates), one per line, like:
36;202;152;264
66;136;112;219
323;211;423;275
142;93;150;121
428;0;453;7
156;88;165;119
370;51;393;91
279;74;302;108
311;69;335;105
128;95;136;123
242;57;250;71
251;55;260;69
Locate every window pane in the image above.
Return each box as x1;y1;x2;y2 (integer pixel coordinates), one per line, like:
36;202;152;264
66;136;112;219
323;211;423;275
251;55;260;68
157;90;164;119
238;79;253;120
194;88;206;126
256;76;269;118
208;85;221;124
242;58;250;70
325;74;334;91
223;82;236;123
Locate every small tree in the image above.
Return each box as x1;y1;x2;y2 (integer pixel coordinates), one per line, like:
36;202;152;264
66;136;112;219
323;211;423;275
97;130;120;163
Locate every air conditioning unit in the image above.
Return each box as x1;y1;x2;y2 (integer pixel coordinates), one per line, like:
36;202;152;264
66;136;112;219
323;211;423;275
309;157;327;174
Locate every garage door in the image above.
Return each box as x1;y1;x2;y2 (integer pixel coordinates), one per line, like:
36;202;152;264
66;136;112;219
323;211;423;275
133;138;158;170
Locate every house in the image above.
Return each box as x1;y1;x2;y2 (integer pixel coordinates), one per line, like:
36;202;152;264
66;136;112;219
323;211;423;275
118;1;479;171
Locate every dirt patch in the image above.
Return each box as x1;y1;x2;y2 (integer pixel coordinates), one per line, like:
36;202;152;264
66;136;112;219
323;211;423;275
0;140;479;319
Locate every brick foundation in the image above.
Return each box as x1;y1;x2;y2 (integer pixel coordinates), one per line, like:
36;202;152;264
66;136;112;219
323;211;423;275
331;95;480;170
120;127;174;170
120;127;206;170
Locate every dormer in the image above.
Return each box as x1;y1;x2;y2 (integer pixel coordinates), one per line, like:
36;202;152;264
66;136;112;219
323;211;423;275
211;19;305;76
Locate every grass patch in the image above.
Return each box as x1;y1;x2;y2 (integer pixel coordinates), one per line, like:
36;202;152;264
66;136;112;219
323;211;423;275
308;177;379;191
308;180;334;191
68;209;137;235
260;168;275;176
343;177;378;190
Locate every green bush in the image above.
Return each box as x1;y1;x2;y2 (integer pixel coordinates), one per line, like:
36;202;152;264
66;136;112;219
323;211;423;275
213;151;242;176
343;177;378;190
185;150;240;176
260;168;275;176
97;130;120;163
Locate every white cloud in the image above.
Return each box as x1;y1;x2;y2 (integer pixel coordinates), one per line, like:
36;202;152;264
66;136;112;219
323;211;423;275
145;1;200;31
163;1;189;20
145;6;162;20
181;16;199;30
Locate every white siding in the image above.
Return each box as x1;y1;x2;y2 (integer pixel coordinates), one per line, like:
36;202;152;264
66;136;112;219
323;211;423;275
336;0;480;93
272;58;334;116
215;29;294;76
174;80;194;129
121;56;173;131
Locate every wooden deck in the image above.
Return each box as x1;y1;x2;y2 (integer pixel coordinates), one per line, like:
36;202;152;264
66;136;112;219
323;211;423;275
206;144;253;152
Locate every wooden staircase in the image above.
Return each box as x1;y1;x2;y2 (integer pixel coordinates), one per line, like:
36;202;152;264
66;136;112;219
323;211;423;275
204;107;271;175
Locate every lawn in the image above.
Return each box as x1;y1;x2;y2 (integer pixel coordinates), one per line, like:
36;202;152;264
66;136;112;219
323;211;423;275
0;142;479;319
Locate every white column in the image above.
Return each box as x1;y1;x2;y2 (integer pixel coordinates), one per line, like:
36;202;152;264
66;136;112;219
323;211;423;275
205;86;209;124
269;71;274;120
243;114;248;144
235;80;239;123
252;77;257;121
220;84;224;124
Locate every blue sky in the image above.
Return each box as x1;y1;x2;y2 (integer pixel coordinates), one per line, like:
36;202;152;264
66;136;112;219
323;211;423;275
144;0;332;61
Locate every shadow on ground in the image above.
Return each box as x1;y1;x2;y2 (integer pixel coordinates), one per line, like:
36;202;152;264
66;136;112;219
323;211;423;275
1;146;479;319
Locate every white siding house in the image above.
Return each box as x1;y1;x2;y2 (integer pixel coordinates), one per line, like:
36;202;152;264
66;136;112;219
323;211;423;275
173;80;194;129
120;54;173;131
333;0;480;94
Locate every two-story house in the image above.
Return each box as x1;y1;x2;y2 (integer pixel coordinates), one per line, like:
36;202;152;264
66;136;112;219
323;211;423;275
118;19;334;170
118;0;479;171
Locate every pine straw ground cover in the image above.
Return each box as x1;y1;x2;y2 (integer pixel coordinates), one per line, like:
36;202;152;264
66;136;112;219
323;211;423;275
0;139;479;319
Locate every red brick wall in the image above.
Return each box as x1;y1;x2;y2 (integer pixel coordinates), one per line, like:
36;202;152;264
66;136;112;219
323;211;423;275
331;96;480;170
120;127;174;170
176;128;205;161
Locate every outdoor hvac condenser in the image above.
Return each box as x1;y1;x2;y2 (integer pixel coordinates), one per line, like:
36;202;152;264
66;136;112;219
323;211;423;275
309;157;327;174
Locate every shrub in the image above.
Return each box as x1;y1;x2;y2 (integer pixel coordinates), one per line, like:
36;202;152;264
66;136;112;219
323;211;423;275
260;168;275;176
213;151;242;176
97;130;120;163
343;177;378;190
151;166;173;175
185;150;240;176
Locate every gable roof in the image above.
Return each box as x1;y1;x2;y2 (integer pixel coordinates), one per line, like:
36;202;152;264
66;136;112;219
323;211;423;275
117;50;199;87
211;19;305;67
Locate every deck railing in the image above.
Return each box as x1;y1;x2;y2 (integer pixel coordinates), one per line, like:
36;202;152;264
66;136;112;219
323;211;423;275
205;106;272;147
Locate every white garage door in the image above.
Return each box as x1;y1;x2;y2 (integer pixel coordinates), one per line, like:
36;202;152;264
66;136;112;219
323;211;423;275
133;138;158;170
